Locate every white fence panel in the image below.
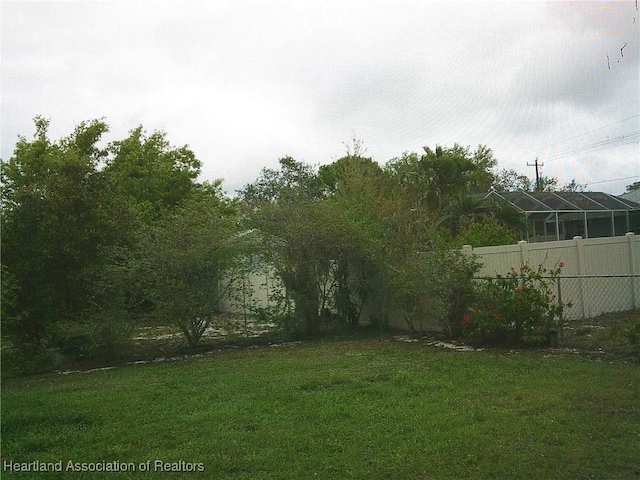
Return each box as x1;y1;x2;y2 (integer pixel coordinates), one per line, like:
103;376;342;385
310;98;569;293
464;233;639;320
220;234;639;326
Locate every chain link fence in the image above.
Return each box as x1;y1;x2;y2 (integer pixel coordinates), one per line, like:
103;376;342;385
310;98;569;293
556;274;639;321
556;275;639;360
471;274;640;360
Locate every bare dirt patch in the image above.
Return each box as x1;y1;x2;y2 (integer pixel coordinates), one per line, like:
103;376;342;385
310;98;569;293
560;310;639;363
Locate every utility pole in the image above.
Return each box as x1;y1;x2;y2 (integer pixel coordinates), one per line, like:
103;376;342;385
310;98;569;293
527;157;544;191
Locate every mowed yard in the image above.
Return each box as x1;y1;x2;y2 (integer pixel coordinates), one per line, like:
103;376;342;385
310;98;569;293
2;337;639;479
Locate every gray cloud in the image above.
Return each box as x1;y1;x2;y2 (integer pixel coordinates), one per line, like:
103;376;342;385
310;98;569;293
2;1;638;194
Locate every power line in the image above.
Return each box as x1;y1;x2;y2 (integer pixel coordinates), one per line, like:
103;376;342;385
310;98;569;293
516;113;640;160
540;150;639;191
546;114;640;147
585;175;640;187
544;131;640;163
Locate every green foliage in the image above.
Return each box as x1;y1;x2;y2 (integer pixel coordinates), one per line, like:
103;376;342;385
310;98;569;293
241;156;322;209
1;117;207;367
104;126;201;220
378;152;485;333
239;158;327;332
436;252;482;337
385;143;497;214
2;116;522;364
461;262;572;345
455;216;517;247
492;168;532;192
241;148;489;336
389;249;480;333
1;266;22;340
438;192;528;240
240;156;382;335
268;201;348;335
561;178;587;192
493;168;586;193
1;117;119;357
439;193;490;236
320;155;392;329
131;182;242;347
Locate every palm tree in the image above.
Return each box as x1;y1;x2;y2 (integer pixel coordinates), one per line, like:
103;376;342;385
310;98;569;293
489;199;530;239
440;193;490;236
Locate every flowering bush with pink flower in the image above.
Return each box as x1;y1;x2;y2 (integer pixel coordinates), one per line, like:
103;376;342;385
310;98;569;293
460;262;571;346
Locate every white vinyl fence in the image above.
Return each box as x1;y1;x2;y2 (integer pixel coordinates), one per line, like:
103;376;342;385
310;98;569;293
220;233;639;327
462;233;640;320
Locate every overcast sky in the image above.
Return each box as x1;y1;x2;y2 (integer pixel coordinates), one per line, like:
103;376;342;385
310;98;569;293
2;1;639;195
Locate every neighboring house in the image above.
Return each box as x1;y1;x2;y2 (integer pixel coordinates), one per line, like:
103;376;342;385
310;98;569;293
620;189;640;205
481;191;640;242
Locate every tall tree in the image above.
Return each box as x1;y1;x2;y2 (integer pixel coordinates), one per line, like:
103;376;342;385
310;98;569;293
240;158;335;335
626;181;640;192
319;155;391;328
492;168;532;192
1;117;116;356
385;144;497;215
1;118;208;364
103;126;201;222
133;182;243;347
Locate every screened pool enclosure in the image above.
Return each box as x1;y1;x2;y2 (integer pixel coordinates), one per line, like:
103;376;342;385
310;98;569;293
480;191;640;242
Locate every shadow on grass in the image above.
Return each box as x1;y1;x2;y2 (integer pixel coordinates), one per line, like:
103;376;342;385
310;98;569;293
3;310;638;379
1;314;407;378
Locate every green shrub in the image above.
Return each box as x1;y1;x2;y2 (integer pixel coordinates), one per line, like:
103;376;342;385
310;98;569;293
460;262;571;346
438;251;481;337
456;216;517;248
389;249;480;334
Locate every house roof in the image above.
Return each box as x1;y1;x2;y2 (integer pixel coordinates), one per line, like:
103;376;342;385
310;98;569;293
481;191;640;215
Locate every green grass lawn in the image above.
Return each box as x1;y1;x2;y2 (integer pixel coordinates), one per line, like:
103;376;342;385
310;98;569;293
2;337;639;479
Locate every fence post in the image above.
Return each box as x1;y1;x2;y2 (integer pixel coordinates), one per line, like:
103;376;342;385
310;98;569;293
573;236;586;319
628;232;638;309
518;240;528;267
557;275;564;344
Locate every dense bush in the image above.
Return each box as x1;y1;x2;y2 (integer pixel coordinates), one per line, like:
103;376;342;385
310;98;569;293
1;118;210;369
425;250;480;337
387;250;449;333
460;262;571;346
455;216;517;248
